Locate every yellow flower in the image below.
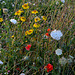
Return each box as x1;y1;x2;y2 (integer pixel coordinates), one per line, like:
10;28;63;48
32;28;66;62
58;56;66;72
31;10;38;14
20;17;26;22
25;40;27;42
28;29;34;35
0;9;1;11
0;18;3;22
34;17;40;22
33;23;40;28
22;3;29;9
19;9;24;12
25;29;34;36
41;16;47;21
11;35;14;38
25;31;28;36
15;10;24;16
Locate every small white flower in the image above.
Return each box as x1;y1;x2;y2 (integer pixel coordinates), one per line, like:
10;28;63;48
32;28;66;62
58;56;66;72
1;1;6;5
50;29;63;40
61;0;65;3
33;3;35;5
10;19;17;24
4;72;8;74
20;73;25;75
59;57;67;66
33;62;35;65
55;49;62;56
56;1;59;5
0;60;3;64
11;3;15;7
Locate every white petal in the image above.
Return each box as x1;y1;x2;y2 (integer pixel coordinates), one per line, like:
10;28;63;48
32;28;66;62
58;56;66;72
0;60;3;64
20;73;25;75
50;30;63;40
10;19;17;24
55;49;62;55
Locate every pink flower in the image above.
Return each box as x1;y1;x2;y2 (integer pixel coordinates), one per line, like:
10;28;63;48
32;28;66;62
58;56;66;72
8;70;10;73
25;44;31;51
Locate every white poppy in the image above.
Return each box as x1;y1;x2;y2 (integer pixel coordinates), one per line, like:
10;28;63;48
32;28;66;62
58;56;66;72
20;73;25;75
50;29;63;40
0;60;3;64
10;19;17;24
55;49;62;56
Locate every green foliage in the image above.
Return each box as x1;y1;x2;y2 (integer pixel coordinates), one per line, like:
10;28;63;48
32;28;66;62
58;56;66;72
0;0;75;75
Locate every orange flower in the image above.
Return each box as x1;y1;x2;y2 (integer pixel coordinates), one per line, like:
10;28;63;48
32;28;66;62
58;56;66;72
47;28;50;32
25;29;34;36
27;29;34;35
0;18;3;22
41;16;47;21
45;33;50;36
22;3;29;9
33;23;40;28
25;31;28;36
20;17;26;22
34;17;40;22
31;10;38;14
15;10;24;16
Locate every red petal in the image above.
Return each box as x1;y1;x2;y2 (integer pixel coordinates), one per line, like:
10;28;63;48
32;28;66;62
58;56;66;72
47;69;50;72
45;33;50;36
27;44;31;48
25;47;30;51
47;28;50;32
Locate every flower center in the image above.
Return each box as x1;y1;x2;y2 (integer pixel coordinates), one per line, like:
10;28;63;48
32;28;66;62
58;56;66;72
24;4;27;7
17;11;19;13
36;18;38;20
29;31;32;33
34;10;36;12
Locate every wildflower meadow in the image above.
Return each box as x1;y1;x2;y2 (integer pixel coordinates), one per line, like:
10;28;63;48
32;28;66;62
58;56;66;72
0;0;75;75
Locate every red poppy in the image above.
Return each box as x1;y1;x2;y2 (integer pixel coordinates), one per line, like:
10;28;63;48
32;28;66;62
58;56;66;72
25;44;31;51
45;33;50;36
16;67;20;71
46;63;53;72
47;28;50;32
